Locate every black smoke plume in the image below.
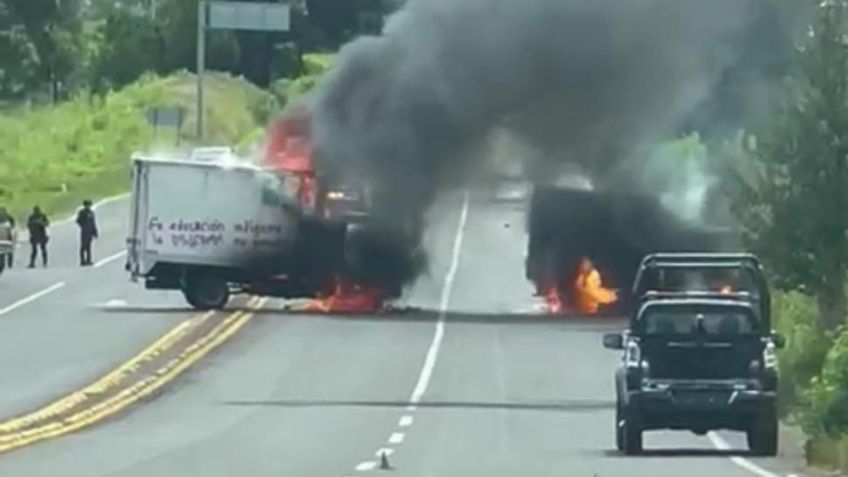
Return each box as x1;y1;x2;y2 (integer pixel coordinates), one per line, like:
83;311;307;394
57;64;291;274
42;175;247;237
309;0;805;291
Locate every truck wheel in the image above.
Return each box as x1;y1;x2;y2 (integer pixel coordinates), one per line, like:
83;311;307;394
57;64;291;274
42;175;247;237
183;275;230;310
622;410;643;455
615;404;625;451
747;408;778;456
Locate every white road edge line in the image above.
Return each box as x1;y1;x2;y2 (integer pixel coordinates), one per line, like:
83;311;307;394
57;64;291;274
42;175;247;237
408;192;470;404
708;432;780;477
94;250;127;268
53;193;130;227
15;193;130;242
398;415;413;427
0;281;66;316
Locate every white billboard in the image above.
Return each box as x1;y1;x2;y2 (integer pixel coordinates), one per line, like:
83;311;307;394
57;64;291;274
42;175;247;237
207;1;291;32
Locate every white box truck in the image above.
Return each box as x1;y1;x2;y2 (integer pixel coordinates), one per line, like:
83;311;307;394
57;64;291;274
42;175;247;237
126;155;346;309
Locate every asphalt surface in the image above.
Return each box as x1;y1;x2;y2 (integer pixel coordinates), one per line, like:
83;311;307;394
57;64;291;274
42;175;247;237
0;191;814;476
0;198;192;417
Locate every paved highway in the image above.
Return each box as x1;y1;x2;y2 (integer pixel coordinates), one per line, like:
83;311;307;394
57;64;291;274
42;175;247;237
0;191;814;476
0;197;192;416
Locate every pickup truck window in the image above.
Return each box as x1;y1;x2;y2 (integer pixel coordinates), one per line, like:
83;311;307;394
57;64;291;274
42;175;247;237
646;268;759;295
641;311;759;336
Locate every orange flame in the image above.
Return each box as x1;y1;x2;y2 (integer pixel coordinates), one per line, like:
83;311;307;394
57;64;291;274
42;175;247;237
545;285;564;314
303;277;385;313
541;264;618;315
573;267;618;315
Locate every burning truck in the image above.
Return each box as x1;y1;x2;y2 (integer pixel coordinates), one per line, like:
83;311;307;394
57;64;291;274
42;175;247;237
125;106;417;311
526;184;738;316
262;106;425;306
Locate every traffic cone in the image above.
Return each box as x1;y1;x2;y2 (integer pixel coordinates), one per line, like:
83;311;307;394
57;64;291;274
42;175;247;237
379;451;391;470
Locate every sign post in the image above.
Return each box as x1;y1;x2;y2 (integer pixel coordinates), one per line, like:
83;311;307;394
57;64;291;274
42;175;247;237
196;1;291;140
197;1;207;140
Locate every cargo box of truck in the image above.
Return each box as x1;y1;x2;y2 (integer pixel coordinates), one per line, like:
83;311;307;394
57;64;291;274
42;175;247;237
126;155;346;309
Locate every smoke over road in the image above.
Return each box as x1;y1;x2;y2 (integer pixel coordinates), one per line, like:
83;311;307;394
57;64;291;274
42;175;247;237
308;0;804;291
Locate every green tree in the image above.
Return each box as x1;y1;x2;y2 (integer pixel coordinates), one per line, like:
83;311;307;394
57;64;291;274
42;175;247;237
304;0;384;47
0;3;39;98
740;1;848;330
90;5;163;91
156;0;241;76
5;0;85;101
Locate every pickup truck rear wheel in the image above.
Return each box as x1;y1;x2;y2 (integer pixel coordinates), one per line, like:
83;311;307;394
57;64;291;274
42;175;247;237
183;275;230;310
747;407;778;456
615;404;625;451
622;409;643;455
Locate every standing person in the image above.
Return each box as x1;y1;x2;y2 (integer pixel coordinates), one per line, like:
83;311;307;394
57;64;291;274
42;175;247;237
76;199;98;266
0;207;15;268
27;206;49;268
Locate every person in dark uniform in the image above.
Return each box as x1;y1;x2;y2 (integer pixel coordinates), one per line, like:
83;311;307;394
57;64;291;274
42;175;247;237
27;206;49;268
76;199;98;266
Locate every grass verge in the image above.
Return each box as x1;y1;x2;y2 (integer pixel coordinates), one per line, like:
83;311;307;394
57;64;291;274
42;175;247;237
0;71;279;221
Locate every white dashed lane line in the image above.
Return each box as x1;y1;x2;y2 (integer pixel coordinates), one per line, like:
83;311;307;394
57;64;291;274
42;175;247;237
375;448;395;457
355;461;377;472
343;193;470;475
388;432;405;445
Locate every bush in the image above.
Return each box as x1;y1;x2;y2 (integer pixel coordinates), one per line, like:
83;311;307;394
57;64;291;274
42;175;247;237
0;91;152;219
303;53;336;75
0;71;280;219
803;325;848;437
130;71;280;146
772;291;830;417
268;52;336;106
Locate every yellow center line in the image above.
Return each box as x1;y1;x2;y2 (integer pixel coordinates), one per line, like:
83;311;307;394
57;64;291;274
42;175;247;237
0;296;261;439
0;312;211;434
0;303;261;452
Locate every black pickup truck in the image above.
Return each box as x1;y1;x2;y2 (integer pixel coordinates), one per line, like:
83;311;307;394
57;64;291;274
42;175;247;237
603;253;785;455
